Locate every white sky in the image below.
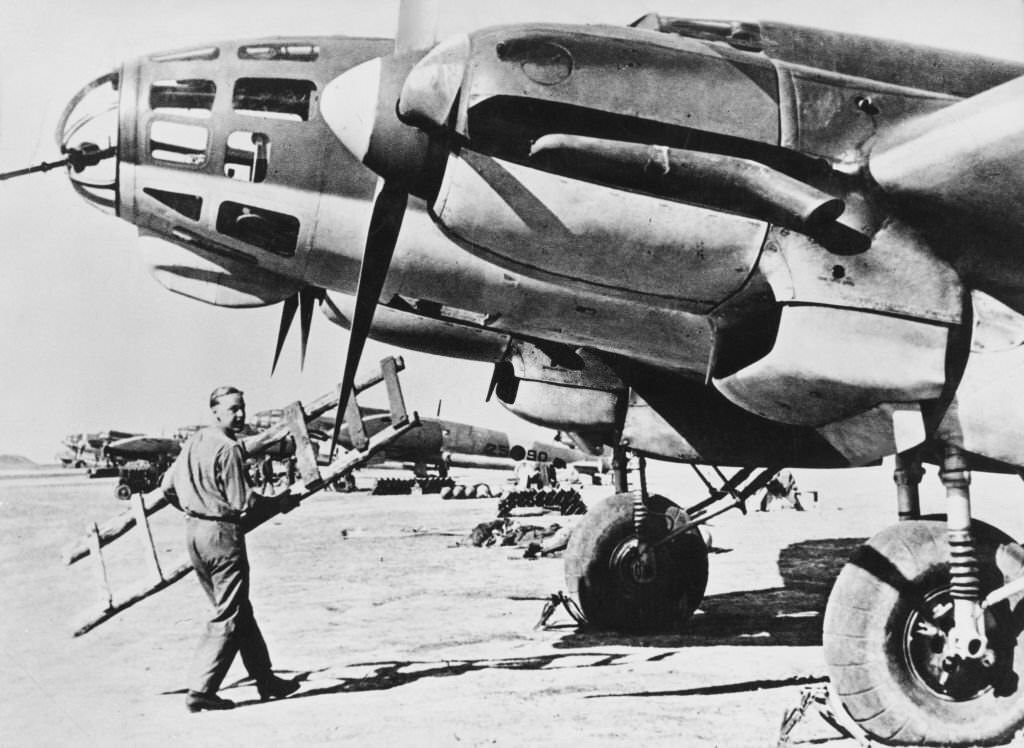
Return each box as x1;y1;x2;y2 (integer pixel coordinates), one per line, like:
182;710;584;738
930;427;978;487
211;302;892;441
1;1;1022;462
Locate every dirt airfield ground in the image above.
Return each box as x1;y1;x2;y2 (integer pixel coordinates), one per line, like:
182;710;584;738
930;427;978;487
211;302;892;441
5;464;1024;748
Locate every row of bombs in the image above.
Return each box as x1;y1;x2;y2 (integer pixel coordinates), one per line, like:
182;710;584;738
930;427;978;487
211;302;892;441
440;483;503;499
369;479;588;514
497;489;587;516
370;476;503;497
371;476;457;495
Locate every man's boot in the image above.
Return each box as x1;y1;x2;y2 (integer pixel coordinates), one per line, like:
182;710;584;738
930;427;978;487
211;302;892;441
257;674;300;701
186;691;236;712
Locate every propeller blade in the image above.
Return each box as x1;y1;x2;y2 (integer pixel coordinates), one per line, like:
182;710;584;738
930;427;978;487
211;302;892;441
271;293;299;375
298;288;318;370
329;182;409;458
396;0;439;53
485;365;499;402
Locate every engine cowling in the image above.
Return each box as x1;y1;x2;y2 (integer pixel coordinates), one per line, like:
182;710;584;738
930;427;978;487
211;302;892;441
399;24;784;311
493;341;623;434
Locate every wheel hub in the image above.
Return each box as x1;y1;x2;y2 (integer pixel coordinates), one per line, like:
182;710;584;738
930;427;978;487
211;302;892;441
609;538;658;585
904;587;996;701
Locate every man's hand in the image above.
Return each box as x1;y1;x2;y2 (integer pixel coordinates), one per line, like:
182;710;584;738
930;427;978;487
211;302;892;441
161;485;182;511
275;480;307;514
276;492;301;514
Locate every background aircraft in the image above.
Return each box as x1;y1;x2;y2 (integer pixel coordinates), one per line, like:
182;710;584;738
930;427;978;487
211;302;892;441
253;404;602;477
4;3;1024;746
72;395;602;500
56;430;138;469
100;432;192;499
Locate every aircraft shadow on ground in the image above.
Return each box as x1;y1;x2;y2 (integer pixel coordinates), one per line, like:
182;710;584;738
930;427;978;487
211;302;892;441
554;537;867;650
216;661;828;706
166;538;866;706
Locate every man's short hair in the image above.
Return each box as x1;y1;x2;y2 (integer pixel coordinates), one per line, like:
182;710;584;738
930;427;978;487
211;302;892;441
209;386;244;408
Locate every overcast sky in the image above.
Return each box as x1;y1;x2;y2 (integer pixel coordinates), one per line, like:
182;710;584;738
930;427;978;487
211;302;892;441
1;1;1022;462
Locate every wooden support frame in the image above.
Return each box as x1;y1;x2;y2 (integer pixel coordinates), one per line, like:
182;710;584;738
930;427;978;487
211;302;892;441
283;401;322;485
130;492;164;584
63;492;170;565
382;356;408;425
87;523;113;610
344;396;369;451
67;356;421;637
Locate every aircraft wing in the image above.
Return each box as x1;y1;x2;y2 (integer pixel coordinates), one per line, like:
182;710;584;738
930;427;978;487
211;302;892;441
868;74;1024;242
106;435;181;458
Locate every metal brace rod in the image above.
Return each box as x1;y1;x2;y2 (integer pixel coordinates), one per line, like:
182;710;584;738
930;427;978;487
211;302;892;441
650;466;780;550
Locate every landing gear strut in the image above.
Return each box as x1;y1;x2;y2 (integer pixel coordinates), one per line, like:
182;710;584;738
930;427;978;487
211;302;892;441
893;448;923;521
824;445;1024;745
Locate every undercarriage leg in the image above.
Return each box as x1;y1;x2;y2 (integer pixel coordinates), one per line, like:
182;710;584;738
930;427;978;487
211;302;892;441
631;455;656;582
633;455;649;540
940;445;989;662
893;449;924;521
612;445;629;494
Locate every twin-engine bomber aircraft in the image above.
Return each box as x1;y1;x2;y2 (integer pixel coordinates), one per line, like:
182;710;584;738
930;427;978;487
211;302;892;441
85;404;597;500
12;4;1024;745
250;404;601;477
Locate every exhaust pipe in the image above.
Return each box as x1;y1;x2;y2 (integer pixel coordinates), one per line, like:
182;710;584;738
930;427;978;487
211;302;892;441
530;133;844;235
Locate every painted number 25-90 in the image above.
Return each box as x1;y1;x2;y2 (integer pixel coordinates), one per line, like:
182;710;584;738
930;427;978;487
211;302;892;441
485;443;548;462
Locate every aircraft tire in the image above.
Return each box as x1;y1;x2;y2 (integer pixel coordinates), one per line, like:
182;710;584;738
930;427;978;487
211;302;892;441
564;492;707;633
823;517;1024;746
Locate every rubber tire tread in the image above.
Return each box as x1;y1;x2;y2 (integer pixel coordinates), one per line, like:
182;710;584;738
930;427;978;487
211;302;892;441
823;517;1024;745
564;493;708;633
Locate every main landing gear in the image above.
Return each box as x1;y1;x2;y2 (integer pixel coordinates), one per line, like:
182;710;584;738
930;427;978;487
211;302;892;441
563;448;781;633
823;446;1024;746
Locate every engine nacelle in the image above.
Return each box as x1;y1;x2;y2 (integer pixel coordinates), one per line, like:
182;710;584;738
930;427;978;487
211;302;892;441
493;340;623;434
408;24;779;147
432;153;768;310
404;24;783;311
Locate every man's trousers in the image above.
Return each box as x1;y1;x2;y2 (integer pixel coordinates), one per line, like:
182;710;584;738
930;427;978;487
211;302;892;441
185;517;273;694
